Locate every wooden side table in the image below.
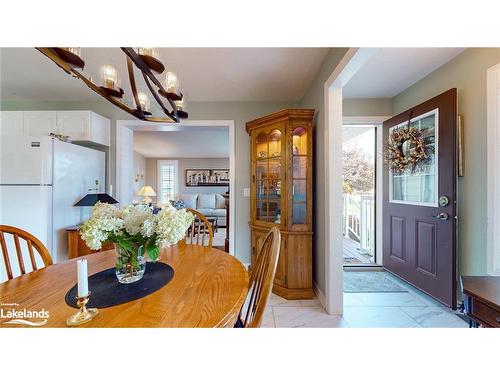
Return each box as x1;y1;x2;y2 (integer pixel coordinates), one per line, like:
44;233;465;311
66;226;114;259
461;276;500;328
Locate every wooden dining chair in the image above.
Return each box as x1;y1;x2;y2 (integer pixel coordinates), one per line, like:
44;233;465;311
0;225;53;280
185;208;214;248
237;227;281;328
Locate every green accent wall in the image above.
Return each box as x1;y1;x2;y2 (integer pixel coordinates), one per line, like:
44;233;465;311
393;48;500;276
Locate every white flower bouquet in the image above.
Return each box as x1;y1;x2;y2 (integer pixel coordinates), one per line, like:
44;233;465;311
80;202;194;283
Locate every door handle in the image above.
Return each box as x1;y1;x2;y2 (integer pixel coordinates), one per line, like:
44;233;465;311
433;212;449;221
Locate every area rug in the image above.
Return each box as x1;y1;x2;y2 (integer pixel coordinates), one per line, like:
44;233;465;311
343;271;408;293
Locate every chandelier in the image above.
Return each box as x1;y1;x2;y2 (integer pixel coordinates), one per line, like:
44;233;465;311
36;47;188;123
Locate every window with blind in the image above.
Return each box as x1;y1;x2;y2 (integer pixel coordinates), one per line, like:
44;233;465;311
157;160;178;204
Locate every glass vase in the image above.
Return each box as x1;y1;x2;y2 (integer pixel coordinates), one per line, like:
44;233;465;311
114;243;146;284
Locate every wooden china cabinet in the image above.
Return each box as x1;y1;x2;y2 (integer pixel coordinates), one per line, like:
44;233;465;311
246;109;314;299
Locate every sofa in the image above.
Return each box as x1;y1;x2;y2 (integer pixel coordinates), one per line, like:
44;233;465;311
177;193;227;227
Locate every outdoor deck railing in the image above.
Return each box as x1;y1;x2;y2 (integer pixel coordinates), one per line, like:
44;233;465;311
343;193;375;256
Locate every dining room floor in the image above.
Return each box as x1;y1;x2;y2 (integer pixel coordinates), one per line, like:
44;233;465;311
262;271;469;328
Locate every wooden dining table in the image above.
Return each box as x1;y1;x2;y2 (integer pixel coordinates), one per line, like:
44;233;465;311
0;243;248;328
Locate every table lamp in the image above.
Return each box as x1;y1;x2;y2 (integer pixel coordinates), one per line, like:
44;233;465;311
137;186;156;204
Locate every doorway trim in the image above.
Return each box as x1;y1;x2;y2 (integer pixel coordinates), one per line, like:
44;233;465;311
487;63;500;276
116;119;236;256
343;116;389;268
324;48;379;314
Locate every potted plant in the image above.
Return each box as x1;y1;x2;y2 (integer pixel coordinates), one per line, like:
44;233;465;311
80;202;194;284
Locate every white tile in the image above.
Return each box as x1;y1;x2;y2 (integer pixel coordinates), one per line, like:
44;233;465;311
343;293;364;306
355;292;428;307
406;290;444;307
273;306;349;328
342;306;421;328
268;293;302;307
300;297;322;307
401;307;468;328
259;307;276;328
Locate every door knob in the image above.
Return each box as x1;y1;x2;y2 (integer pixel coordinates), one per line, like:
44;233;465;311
433;212;449;221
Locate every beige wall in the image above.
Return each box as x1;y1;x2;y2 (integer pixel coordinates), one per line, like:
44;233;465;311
393;48;500;276
145;157;229;199
343;98;393;117
132;151;146;203
299;48;350;293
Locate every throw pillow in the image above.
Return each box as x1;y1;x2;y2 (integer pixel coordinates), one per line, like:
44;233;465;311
178;193;198;209
169;200;187;209
198;194;216;209
215;194;226;209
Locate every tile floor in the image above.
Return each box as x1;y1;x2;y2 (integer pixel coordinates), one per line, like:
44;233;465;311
263;271;468;328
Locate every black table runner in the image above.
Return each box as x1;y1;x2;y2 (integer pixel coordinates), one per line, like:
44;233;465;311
65;262;174;309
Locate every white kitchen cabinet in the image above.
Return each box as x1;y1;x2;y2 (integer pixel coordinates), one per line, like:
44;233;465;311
0;111;24;135
24;111;58;136
0;111;110;147
57;111;110;146
56;111;90;139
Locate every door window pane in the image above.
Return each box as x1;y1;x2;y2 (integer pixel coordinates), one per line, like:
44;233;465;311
390;110;438;206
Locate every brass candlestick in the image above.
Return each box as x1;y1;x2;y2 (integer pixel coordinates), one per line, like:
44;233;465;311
66;292;98;327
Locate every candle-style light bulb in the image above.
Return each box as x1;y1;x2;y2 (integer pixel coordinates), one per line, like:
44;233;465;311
138;47;159;59
165;72;179;93
137;92;150;113
101;64;118;90
62;47;82;58
174;96;185;111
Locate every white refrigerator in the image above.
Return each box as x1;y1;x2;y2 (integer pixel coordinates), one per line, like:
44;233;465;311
0;135;105;265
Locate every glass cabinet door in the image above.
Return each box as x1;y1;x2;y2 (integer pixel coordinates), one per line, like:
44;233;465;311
291;127;308;225
255;128;282;223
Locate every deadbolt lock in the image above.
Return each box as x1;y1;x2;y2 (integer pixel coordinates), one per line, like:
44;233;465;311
439;196;450;207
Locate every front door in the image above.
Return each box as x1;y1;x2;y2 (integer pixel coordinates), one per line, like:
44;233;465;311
383;88;457;308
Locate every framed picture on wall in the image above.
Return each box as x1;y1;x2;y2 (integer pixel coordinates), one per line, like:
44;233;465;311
211;169;230;184
185;169;229;186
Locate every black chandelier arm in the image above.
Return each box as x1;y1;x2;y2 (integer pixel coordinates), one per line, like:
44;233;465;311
35;47;180;123
126;56;146;119
142;71;179;122
35;48;152;121
121;48;182;109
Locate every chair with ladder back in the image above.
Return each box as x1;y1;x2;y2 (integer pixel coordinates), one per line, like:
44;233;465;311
185;208;214;248
0;225;53;281
236;226;281;328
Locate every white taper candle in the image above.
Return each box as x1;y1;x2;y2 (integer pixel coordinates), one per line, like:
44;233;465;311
77;258;89;297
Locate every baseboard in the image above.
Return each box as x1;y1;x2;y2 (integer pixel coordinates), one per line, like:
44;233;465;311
313;281;326;308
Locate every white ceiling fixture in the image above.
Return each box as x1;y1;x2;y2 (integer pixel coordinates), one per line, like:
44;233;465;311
343;48;465;99
1;48;330;102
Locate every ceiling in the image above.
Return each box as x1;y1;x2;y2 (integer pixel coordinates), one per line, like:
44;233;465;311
133;128;229;158
343;48;465;98
0;48;330;102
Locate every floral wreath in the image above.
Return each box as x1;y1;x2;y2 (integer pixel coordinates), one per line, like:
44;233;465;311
385;114;433;175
